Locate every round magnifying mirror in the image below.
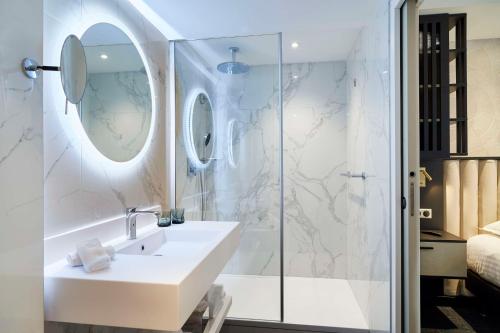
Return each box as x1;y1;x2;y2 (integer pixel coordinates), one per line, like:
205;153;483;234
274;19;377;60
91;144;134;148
79;23;153;162
60;35;87;104
184;91;214;170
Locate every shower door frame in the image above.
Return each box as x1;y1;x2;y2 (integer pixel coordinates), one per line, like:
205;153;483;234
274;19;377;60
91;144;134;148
168;34;285;322
391;0;421;332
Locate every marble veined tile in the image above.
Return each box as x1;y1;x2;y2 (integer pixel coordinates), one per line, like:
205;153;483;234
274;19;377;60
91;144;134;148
345;2;391;331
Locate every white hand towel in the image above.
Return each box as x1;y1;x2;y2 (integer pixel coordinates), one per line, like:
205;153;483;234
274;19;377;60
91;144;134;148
76;239;111;273
66;245;115;267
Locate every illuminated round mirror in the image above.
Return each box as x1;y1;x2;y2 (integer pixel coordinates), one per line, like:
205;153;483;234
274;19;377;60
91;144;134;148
184;90;214;170
227;119;240;168
79;23;152;162
60;35;87;104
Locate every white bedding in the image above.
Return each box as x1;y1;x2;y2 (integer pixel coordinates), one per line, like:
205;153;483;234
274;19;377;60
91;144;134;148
467;234;500;287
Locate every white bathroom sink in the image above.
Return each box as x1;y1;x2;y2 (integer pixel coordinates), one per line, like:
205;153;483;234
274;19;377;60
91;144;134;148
44;221;240;331
117;226;219;256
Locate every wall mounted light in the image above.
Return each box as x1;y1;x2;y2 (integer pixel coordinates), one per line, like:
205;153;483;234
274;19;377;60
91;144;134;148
420;167;433;187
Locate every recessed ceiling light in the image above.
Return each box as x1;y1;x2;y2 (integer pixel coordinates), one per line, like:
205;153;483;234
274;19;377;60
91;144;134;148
293;75;299;79
291;42;299;49
100;54;108;60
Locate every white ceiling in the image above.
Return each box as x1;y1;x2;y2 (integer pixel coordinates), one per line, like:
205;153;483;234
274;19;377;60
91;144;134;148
131;0;381;64
420;0;500;40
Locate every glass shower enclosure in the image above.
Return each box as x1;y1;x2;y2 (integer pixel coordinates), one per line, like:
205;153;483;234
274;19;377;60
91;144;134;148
172;11;391;329
173;33;283;322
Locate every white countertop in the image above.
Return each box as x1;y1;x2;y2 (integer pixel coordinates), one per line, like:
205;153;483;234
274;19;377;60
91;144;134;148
44;221;240;331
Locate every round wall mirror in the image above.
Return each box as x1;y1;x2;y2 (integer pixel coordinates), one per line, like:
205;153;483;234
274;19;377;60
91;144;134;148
79;23;153;162
184;90;214;170
60;35;87;104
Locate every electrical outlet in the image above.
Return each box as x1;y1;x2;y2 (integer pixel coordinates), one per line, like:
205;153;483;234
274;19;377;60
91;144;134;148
420;208;432;219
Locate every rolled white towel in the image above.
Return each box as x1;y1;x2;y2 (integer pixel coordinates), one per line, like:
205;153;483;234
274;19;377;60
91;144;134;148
76;239;111;273
66;245;115;267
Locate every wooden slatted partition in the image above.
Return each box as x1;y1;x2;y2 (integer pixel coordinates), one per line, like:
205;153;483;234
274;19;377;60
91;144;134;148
419;14;450;160
450;14;468;156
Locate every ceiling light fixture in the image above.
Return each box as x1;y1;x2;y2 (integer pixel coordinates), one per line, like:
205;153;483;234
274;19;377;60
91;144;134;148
100;54;108;60
291;42;299;49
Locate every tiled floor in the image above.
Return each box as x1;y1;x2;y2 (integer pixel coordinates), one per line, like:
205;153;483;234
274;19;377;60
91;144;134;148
421;296;500;333
216;274;368;330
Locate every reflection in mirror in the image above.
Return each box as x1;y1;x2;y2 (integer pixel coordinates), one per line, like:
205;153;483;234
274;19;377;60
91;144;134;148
227;119;240;168
80;23;152;162
60;35;87;104
184;91;214;170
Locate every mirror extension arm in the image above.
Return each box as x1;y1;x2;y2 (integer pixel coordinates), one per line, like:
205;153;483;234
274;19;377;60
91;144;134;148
22;58;59;79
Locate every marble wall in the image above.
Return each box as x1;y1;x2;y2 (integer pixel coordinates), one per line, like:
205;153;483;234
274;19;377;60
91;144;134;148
450;38;500;156
44;0;168;238
175;54;348;278
174;37;282;277
283;62;347;278
218;61;348;279
345;1;391;332
0;1;44;332
211;63;282;277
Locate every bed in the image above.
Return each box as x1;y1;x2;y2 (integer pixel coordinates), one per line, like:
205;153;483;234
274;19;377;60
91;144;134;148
443;159;500;302
466;234;500;305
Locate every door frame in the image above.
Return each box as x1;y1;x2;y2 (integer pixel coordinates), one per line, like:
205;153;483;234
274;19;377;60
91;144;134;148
390;0;421;332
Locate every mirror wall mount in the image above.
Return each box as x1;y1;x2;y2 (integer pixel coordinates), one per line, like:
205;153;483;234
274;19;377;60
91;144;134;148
21;57;59;79
22;58;75;115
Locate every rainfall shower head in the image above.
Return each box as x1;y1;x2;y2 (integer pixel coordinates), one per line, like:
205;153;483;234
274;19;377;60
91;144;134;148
217;47;249;75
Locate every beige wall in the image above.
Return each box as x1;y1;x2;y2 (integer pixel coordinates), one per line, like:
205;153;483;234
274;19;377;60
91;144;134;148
451;38;500;156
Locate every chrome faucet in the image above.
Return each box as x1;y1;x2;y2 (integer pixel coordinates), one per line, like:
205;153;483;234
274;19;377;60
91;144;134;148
126;208;161;240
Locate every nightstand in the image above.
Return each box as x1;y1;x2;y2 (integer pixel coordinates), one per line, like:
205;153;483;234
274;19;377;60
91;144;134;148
420;230;467;278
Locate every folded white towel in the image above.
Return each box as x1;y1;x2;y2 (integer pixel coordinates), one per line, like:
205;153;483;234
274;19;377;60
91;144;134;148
67;245;115;267
76;239;111;273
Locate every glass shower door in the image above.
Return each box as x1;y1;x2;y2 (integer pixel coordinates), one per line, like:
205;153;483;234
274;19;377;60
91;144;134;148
173;33;282;321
